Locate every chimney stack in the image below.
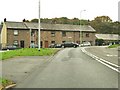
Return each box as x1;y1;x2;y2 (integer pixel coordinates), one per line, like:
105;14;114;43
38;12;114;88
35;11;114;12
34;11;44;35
23;19;26;22
4;18;6;22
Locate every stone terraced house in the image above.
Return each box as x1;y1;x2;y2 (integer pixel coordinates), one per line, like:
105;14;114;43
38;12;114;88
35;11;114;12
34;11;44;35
1;21;96;48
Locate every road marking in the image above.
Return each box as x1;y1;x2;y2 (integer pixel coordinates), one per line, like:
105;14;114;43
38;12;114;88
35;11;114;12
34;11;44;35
81;47;120;73
96;58;120;73
99;58;119;68
106;54;117;57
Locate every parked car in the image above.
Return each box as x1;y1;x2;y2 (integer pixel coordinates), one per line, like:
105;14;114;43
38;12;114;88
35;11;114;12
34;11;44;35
49;44;62;48
30;43;38;48
61;42;79;48
2;45;21;50
48;44;56;48
80;42;91;47
54;44;62;48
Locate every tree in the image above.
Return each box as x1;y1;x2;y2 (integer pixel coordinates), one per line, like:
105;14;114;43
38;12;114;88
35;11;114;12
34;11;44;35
90;16;114;34
95;39;104;46
31;19;38;23
94;16;112;23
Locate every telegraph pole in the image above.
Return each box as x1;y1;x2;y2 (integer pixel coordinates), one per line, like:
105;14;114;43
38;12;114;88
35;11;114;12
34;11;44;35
80;10;86;44
38;0;41;51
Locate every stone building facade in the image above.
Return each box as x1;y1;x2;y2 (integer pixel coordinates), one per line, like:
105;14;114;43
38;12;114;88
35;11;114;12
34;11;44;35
1;21;96;48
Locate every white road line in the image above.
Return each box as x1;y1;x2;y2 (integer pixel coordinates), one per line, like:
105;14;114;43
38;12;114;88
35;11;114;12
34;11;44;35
106;54;117;57
81;47;120;73
96;58;120;73
99;58;119;68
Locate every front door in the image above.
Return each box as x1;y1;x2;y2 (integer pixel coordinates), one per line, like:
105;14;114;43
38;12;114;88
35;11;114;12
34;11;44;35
45;41;48;48
20;40;24;48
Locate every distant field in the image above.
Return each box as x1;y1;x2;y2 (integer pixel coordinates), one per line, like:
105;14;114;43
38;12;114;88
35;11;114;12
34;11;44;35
1;48;58;60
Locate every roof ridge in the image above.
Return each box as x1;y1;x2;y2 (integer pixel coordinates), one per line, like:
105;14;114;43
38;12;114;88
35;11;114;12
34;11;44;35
5;21;96;32
5;21;91;26
5;21;23;23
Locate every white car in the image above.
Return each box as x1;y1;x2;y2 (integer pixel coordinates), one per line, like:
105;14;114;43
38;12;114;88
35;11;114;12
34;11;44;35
80;42;91;47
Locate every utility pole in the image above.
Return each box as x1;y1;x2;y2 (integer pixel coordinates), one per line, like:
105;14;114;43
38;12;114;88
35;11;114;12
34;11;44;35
80;10;86;45
30;28;31;48
38;0;41;51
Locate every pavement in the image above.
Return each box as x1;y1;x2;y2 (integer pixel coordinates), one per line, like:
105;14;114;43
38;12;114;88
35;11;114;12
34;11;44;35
2;56;51;83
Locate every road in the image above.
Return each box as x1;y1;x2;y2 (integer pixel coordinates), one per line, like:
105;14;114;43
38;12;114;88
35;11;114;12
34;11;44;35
13;47;118;88
84;46;118;65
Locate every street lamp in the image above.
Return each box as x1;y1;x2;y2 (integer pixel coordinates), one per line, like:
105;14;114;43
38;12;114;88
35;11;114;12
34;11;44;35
80;10;86;44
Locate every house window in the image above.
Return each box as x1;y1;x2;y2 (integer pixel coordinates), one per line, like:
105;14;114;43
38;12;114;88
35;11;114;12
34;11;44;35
51;41;55;44
14;30;18;35
86;33;89;37
62;31;66;37
51;31;55;37
13;40;18;46
76;41;80;44
62;41;66;43
31;30;35;36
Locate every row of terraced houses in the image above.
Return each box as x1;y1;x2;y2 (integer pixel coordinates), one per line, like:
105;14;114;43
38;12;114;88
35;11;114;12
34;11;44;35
0;20;96;48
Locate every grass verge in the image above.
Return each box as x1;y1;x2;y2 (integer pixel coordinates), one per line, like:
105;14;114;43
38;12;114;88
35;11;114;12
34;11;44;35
1;48;58;60
0;77;15;88
108;44;120;48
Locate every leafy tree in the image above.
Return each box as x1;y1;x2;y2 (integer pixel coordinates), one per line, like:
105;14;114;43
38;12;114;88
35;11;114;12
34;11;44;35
80;20;89;25
31;19;38;23
94;16;112;23
90;16;120;35
95;39;104;46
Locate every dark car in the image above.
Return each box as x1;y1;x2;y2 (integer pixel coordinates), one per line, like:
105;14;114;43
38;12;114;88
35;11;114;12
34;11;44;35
2;45;21;50
61;42;79;48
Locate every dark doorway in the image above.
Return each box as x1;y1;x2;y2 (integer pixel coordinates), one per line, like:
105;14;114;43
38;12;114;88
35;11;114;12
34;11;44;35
41;41;43;48
45;41;48;48
20;40;24;48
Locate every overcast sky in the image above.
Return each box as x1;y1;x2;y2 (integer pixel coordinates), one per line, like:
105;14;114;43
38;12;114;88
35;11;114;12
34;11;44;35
0;0;119;22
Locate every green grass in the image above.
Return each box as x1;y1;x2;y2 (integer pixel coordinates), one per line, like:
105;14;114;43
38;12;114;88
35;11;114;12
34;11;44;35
108;44;120;48
1;48;58;60
0;77;14;87
0;78;8;85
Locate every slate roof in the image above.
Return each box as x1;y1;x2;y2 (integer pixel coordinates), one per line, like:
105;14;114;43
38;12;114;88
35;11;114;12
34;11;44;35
5;22;28;29
5;21;96;32
95;34;120;40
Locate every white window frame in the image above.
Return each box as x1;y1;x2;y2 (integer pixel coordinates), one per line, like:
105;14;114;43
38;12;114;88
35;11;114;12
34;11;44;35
14;30;18;35
13;40;18;46
51;31;55;37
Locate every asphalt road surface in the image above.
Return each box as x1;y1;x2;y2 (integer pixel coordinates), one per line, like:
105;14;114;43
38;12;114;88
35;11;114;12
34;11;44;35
14;47;118;88
84;46;118;65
